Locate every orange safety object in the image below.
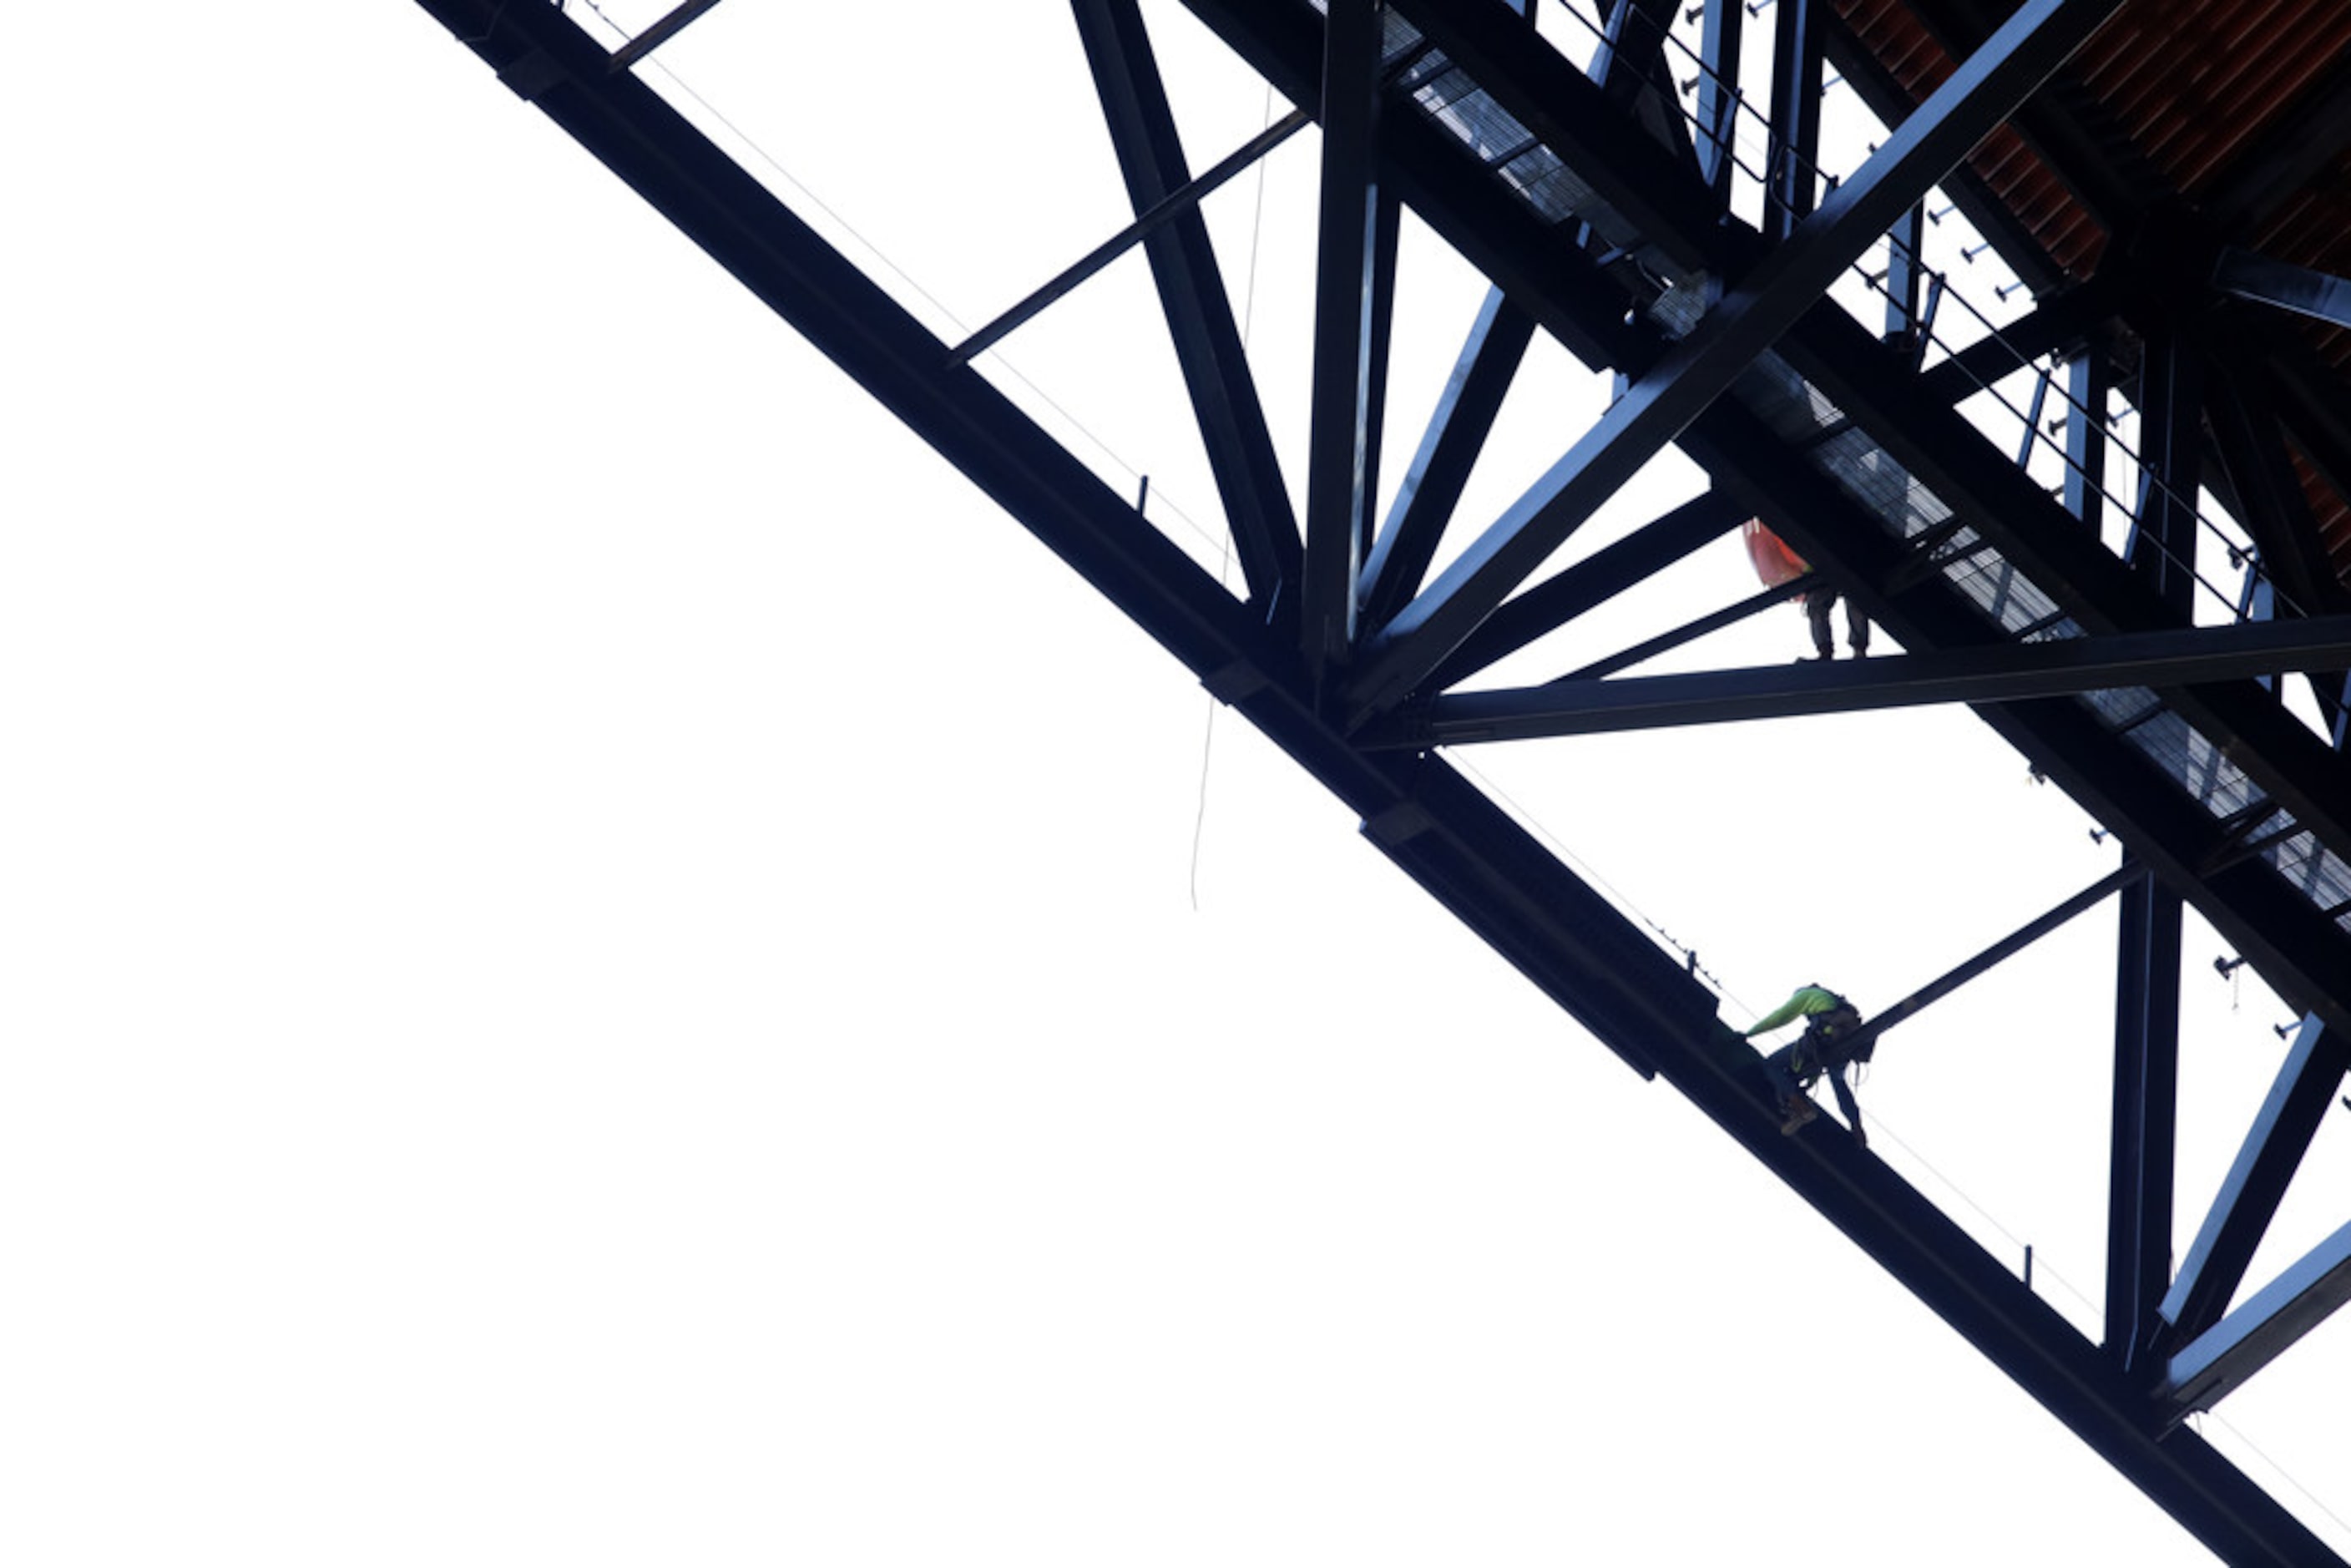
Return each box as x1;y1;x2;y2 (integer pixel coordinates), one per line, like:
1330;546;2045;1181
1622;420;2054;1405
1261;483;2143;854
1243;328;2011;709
1742;518;1809;591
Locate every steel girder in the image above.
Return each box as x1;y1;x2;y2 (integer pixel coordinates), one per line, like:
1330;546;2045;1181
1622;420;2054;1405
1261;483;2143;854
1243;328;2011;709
1363;616;2351;745
407;1;2350;1561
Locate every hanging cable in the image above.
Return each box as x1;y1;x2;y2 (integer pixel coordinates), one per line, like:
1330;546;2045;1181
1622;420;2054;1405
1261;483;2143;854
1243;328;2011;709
1190;82;1278;912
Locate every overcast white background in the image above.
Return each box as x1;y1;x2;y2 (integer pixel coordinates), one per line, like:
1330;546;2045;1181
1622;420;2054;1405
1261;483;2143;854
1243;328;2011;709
3;3;2343;1563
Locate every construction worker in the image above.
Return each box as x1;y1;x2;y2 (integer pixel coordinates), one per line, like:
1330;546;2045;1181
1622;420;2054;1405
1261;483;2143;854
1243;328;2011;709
1805;585;1870;662
1742;520;1868;660
1743;983;1870;1144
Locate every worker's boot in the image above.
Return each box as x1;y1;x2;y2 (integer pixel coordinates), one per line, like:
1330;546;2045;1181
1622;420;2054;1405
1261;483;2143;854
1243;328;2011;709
1778;1095;1819;1135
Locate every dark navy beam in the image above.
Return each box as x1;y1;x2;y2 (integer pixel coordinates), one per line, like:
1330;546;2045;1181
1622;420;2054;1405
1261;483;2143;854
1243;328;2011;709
1838;863;2146;1062
1426;490;1748;688
945;108;1311;370
2065;346;2111;536
2207;369;2348;619
1302;0;1387;685
1765;0;1824;236
607;0;726;72
2161;1015;2351;1348
2214;247;2351;335
2108;861;2182;1374
1362;290;1536;628
1914;276;2121;404
1695;0;1745;195
1363;615;2351;745
2161;1219;2351;1422
1072;0;1301;609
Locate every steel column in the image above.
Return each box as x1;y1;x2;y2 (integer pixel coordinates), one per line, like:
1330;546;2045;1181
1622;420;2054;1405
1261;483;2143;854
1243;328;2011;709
1884;200;1926;349
2064;347;2111;535
1766;0;1823;237
2108;860;2182;1373
2131;322;2204;618
1303;0;1387;683
1695;0;1745;195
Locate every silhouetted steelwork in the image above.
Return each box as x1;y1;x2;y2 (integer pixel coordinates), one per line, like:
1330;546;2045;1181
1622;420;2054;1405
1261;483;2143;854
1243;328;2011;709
409;0;2351;1560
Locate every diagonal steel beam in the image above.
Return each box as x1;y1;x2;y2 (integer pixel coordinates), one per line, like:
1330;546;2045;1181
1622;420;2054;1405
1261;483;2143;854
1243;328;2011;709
1362;289;1536;628
2161;1015;2351;1348
1346;0;2129;720
1302;0;1387;683
1914;275;2121;403
1071;0;1301;608
2161;1219;2351;1422
1838;864;2145;1061
608;0;726;72
2207;367;2351;619
945;108;1310;369
1426;490;1747;688
1365;615;2351;746
2213;247;2351;335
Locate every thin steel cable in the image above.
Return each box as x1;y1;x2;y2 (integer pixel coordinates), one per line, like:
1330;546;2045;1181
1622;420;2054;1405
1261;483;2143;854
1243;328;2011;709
1191;82;1279;912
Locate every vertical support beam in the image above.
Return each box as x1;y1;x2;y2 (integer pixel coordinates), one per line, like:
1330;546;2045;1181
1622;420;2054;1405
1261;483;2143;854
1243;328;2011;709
1696;0;1746;195
2131;324;2204;618
2065;348;2111;536
2160;1015;2349;1348
2015;365;2053;468
1362;290;1536;628
2108;860;2182;1373
1360;190;1402;585
1884;201;1927;350
1303;0;1385;686
1767;0;1823;238
1071;0;1301;609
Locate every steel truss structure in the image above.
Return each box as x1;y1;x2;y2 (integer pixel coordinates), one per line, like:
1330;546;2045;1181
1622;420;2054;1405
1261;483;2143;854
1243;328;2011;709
412;1;2351;1559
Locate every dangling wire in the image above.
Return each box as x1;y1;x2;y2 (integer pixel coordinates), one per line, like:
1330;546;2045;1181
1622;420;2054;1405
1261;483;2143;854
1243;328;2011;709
1191;82;1277;912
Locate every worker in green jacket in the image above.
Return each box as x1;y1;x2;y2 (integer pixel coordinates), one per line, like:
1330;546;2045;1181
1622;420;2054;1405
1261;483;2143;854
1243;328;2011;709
1744;984;1869;1144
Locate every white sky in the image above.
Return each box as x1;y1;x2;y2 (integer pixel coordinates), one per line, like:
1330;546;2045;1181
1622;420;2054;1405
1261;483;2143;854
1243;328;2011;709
3;3;2344;1564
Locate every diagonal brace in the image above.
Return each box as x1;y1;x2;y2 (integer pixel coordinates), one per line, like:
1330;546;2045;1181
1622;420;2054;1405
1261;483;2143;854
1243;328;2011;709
946;109;1310;368
2161;1014;2351;1348
1072;0;1302;607
2161;1219;2351;1423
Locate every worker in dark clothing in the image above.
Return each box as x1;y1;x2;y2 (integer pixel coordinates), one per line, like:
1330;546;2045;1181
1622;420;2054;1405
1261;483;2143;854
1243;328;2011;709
1805;585;1869;661
1743;984;1870;1144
